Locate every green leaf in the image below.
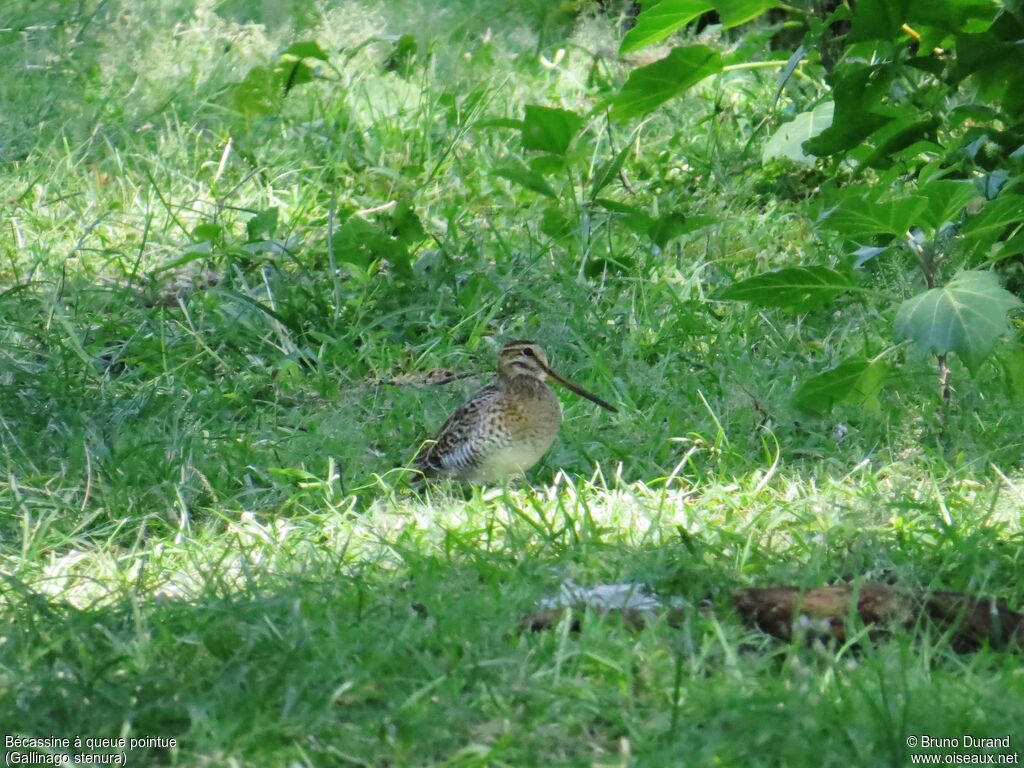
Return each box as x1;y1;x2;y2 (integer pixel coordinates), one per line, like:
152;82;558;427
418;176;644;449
847;0;910;42
957;15;1024;117
894;270;1023;372
648;212;715;247
802;65;894;157
594;198;656;235
962;194;1024;259
793;357;890;413
230;41;326;115
620;0;713;53
192;222;223;244
818;192;928;239
908;0;999;36
590;141;633;199
230;65;280;115
762;101;834;165
715;0;778;28
384;34;418;74
529;155;566;176
846;0;994;44
281;41;329;61
492;159;558;199
999;344;1024;402
594;199;712;244
720;267;855;310
521;105;583;156
331;217;412;279
540;205;573;241
389;200;426;246
609;45;723;121
916;179;979;231
851;114;940;170
246;208;279;242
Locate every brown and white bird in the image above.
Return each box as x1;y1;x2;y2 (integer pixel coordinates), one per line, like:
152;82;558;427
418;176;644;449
413;340;617;482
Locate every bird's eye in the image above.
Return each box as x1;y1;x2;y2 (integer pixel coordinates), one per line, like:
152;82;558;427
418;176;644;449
522;348;535;357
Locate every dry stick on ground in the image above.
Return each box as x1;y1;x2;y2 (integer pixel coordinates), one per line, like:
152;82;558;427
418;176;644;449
733;584;1024;651
521;583;1024;652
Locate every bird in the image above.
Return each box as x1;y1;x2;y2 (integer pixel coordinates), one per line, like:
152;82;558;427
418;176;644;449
413;340;617;483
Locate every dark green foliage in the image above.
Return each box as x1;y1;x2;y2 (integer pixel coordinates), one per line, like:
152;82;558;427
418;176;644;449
615;0;1024;407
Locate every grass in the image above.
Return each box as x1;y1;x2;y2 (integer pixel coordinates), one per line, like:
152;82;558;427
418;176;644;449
1;0;1023;765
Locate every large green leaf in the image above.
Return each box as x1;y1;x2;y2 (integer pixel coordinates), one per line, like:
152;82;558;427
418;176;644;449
818;192;927;239
847;0;910;42
850;114;940;170
793;357;890;413
619;0;775;53
521;105;583;156
620;0;713;53
802;65;894;157
894;270;1023;372
957;14;1024;117
845;0;994;43
720;267;855;310
915;179;979;232
715;0;778;28
762;101;834;165
609;45;723;121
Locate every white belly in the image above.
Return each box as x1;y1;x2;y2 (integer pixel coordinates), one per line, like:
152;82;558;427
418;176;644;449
468;435;557;482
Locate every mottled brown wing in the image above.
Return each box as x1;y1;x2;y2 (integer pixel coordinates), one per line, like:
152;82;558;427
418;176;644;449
414;383;500;478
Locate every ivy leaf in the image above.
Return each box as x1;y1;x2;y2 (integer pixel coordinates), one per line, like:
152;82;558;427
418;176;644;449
894;270;1023;372
793;357;890;413
609;45;723;121
762;101;834;165
720;266;855;310
521;105;583;156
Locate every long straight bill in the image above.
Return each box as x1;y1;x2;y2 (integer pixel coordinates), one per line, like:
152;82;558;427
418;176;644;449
543;366;618;412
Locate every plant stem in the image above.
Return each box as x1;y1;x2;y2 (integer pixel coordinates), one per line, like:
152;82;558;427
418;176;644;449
938;353;950;403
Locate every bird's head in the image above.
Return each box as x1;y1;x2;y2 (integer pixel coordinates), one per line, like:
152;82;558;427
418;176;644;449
497;340;617;412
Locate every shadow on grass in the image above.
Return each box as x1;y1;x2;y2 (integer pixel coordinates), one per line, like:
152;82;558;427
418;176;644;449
2;520;1023;766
